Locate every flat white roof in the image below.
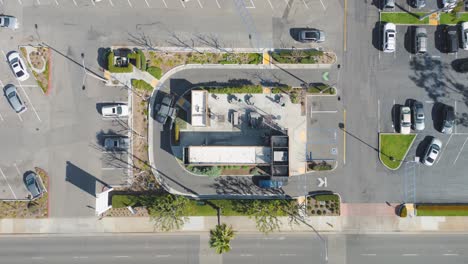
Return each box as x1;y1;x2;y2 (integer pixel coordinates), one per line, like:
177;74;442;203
188;146;271;164
191;90;207;127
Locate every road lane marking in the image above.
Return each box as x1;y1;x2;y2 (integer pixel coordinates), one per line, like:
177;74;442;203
267;0;273;9
377;99;381;132
161;0;167;7
127;0;132;7
144;0;150;7
155;254;170;258
215;0;220;8
240;254;253;257
114;256;130;258
36;0;40;5
284;0;291;8
280;253;296;256
361;253;377;256
402;254;419;256
17;0;22;5
197;0;203;7
180;0;186;7
437;133;452;164
17;82;41;122
13;163;22;177
91;0;95;5
443;253;459;256
343;109;346;165
302;0;309;8
72;0;77;6
0;168;17;199
246;0;255;8
109;0;114;6
318;0;326;9
453;136;468;165
73;256;89;259
54;0;59;5
311;110;338;113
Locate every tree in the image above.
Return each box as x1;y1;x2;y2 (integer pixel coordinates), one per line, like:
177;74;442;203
147;194;189;231
209;223;236;254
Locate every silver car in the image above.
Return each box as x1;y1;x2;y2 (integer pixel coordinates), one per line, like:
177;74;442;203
412;101;425;131
4;84;26;114
0;15;18;29
104;136;130;151
415;27;427;54
24;172;44;200
298;29;325;43
423;138;442;166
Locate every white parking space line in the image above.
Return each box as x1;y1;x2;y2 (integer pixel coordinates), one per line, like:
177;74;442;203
72;0;77;6
215;0;220;8
144;0;150;7
54;0;59;5
91;0;95;5
284;0;290;8
453;136;468;165
13;163;22;177
443;253;459;256
267;0;273;9
318;0;326;10
0;168;17;199
302;0;309;8
437;133;452;164
246;0;255;8
310;110;338;113
17;82;41;122
392;99;395;132
180;0;186;7
17;0;22;5
127;0;132;7
109;0;114;6
454;100;457;134
102;167;121;170
197;0;203;7
37;0;40;5
377;99;380;132
161;0;167;7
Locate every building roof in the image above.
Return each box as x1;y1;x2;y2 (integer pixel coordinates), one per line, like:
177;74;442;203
191;90;207;127
188;146;271;164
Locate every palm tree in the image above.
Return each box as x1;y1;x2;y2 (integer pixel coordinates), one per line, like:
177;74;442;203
209;223;235;254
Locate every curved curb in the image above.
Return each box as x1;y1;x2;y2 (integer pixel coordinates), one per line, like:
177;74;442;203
148;63;337;197
378;133;417;170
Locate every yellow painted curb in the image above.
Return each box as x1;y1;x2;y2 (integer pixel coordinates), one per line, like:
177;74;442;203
299;130;306;143
429;13;439;26
262;52;270;65
104;70;111;80
263;87;271;94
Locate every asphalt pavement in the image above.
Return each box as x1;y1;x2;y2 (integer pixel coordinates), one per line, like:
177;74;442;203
0;233;466;264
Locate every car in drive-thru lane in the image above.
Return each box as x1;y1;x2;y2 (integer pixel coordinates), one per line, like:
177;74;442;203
423;138;442;166
104;136;130;152
414;27;427;54
383;23;396;53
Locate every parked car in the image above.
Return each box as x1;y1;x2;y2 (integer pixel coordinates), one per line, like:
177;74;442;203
104;136;130;151
155;93;177;124
422;138;442;166
102;104;129;118
383;23;396;53
412;101;425;131
298;29;325;43
461;22;468;50
7;51;29;82
258;179;284;189
445;25;458;54
412;0;426;8
441;105;455;134
400;106;411;134
24;172;44;199
383;0;395;9
0;15;18;29
414;27;427;54
4;84;26;114
442;0;457;9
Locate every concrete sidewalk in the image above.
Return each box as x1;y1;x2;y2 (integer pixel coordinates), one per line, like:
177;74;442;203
2;214;468;234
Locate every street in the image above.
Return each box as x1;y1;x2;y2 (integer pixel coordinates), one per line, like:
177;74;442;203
0;233;466;264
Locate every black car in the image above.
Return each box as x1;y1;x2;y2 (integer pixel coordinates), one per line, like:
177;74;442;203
412;0;426;8
441;105;455;134
452;58;468;72
445;26;458;53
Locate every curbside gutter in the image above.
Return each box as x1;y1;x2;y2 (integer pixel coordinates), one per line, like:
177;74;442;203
378;133;417;170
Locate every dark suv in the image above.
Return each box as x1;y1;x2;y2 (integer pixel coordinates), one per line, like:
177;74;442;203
441;105;455;134
445;25;458;53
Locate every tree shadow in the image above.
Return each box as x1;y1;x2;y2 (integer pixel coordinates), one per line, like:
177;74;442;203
372;22;382;51
404;26;416;54
415;135;434;159
97;47;110;69
435;25;446;53
209;176;286;196
289;28;303;42
432;102;446;132
391;104;402;133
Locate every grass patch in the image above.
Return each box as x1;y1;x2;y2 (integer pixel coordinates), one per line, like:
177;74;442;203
380;12;429;24
131;79;153;91
147;66;162;79
307;84;335;94
111;194;293;216
313;194;340;202
380;134;416;169
416;205;468;216
440;13;468;24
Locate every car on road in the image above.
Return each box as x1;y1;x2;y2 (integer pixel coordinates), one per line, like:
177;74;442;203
298;29;325;43
155;93;177;124
383;0;395;9
400;106;411;134
414;27;427;54
412;101;425;131
441;105;455;134
444;25;458;53
258;179;284;189
7;51;29;82
24;172;44;200
4;84;26;114
383;23;396;53
412;0;426;8
461;22;468;50
104;136;130;151
0;15;18;29
102;104;129;118
423;138;442;166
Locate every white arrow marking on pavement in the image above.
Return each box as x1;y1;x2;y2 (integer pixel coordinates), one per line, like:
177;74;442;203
318;177;327;187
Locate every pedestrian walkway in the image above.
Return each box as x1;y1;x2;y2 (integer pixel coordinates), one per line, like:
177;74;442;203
105;67;159;89
341;203;396;216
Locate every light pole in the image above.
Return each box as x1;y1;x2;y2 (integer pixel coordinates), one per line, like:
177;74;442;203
81;53;87;90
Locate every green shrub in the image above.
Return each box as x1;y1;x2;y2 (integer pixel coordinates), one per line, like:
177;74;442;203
188;166;222;177
147;66;162;79
112;195;139;208
248;53;262;64
107;52;133;73
271;86;292;94
313;194;340;202
131;79;153;91
137;49;147;70
204;85;263;94
128;53;141;69
289;91;300;104
300;57;316;64
270;49;323;64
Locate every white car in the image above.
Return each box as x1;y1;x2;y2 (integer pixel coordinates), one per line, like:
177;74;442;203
400;106;411;134
461;22;468;50
0;15;18;30
102;104;129;118
383;23;396;53
423;138;442;166
7;52;29;82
